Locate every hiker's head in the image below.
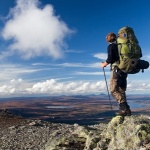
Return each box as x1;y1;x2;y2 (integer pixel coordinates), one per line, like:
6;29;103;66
106;32;117;42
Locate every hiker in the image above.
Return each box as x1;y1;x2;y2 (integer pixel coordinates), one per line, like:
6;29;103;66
100;32;132;116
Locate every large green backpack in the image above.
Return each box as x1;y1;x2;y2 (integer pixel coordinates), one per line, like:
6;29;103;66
117;26;142;74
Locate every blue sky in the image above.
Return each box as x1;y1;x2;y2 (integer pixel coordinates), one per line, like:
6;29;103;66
0;0;150;97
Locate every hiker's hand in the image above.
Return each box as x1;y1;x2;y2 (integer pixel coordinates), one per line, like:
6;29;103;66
100;62;108;68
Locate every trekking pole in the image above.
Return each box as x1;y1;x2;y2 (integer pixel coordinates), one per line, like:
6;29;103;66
102;67;113;111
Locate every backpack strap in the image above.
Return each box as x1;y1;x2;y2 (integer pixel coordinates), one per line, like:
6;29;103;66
117;43;123;60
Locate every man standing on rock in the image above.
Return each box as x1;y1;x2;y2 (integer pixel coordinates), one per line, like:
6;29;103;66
100;32;132;116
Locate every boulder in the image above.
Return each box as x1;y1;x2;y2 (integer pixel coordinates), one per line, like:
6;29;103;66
45;115;150;150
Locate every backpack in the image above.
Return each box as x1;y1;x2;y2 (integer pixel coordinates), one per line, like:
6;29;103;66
116;26;149;74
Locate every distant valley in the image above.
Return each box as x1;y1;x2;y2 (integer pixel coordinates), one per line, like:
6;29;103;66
0;95;149;125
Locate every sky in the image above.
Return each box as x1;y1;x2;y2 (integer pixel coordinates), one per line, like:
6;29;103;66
0;0;150;97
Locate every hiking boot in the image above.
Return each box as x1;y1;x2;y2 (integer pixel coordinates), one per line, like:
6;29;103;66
118;109;132;116
125;108;132;116
117;102;132;116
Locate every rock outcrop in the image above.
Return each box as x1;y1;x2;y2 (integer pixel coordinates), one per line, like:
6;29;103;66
45;115;150;150
97;115;150;150
0;110;150;150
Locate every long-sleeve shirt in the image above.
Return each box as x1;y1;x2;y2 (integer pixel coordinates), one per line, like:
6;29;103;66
106;43;119;64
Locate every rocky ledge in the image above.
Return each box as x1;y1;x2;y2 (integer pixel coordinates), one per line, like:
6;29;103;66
0;109;150;150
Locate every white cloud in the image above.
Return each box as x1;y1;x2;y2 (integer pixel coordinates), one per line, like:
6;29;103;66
86;62;100;68
2;0;73;59
0;63;53;82
56;62;111;69
26;79;107;95
65;50;84;53
93;53;107;60
35;62;107;68
58;63;83;67
0;79;28;95
0;78;150;97
75;71;110;75
0;79;107;96
127;80;150;93
31;62;100;68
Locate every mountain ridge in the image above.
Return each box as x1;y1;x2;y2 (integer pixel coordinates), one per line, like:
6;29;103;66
0;109;150;149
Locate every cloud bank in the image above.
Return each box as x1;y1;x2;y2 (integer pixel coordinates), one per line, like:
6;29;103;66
2;0;73;59
93;53;107;60
0;79;107;96
0;78;150;97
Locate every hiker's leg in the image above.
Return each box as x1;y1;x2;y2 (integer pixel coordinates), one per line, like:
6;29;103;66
118;74;131;116
110;69;127;103
110;69;131;116
118;73;127;104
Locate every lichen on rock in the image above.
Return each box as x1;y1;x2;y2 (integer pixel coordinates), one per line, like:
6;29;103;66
45;115;150;150
98;115;150;150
